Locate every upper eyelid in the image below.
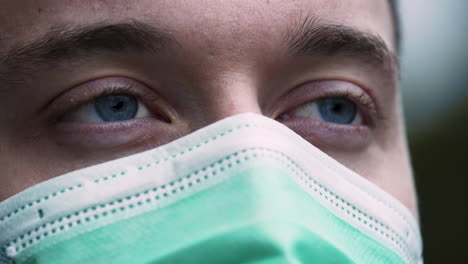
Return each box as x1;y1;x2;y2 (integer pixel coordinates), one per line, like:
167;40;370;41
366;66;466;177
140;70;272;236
274;80;380;120
44;77;165;122
48;79;136;113
285;93;373;126
328;89;377;117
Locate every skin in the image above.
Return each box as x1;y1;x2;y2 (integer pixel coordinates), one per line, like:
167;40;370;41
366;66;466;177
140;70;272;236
0;0;418;218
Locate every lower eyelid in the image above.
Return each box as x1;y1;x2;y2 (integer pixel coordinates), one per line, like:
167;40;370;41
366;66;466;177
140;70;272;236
52;117;170;148
280;117;372;151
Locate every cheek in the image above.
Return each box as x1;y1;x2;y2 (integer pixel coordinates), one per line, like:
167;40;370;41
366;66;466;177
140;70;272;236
0;122;189;201
323;148;379;179
377;153;417;217
327;143;417;217
0;150;52;202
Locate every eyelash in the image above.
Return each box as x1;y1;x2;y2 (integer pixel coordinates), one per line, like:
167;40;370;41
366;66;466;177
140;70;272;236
327;88;376;115
54;80;168;123
277;86;379;126
53;77;378;128
329;89;376;125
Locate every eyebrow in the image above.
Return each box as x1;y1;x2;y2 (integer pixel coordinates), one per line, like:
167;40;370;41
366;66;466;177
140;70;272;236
0;21;173;84
0;18;398;86
284;15;398;76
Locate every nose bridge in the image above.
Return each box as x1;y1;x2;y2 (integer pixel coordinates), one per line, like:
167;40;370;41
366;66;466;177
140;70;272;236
198;71;263;125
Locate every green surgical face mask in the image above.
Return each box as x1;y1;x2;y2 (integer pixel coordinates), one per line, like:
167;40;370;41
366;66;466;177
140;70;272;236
0;113;423;264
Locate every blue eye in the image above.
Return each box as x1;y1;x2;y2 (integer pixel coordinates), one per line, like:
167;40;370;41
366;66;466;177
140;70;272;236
287;96;361;125
62;93;151;123
94;95;138;122
317;97;357;124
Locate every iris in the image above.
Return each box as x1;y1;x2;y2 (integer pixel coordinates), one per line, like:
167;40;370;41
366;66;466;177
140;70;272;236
317;97;357;124
94;95;138;122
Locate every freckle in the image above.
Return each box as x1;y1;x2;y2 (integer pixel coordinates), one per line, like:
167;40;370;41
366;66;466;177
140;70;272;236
38;8;43;14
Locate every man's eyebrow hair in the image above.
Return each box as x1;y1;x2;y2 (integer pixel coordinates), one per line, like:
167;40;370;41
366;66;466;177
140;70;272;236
0;21;173;83
284;15;398;75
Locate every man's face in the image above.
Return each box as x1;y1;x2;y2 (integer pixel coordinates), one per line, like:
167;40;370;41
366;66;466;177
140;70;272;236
0;0;417;216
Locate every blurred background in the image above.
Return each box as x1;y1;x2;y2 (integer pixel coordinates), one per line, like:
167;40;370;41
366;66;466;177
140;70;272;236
399;0;468;262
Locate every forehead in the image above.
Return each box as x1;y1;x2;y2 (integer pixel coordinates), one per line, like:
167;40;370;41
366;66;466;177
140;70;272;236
0;0;395;52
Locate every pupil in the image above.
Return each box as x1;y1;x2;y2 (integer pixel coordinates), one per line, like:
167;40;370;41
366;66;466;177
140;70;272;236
331;103;344;114
94;94;138;122
317;97;357;124
112;101;125;111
